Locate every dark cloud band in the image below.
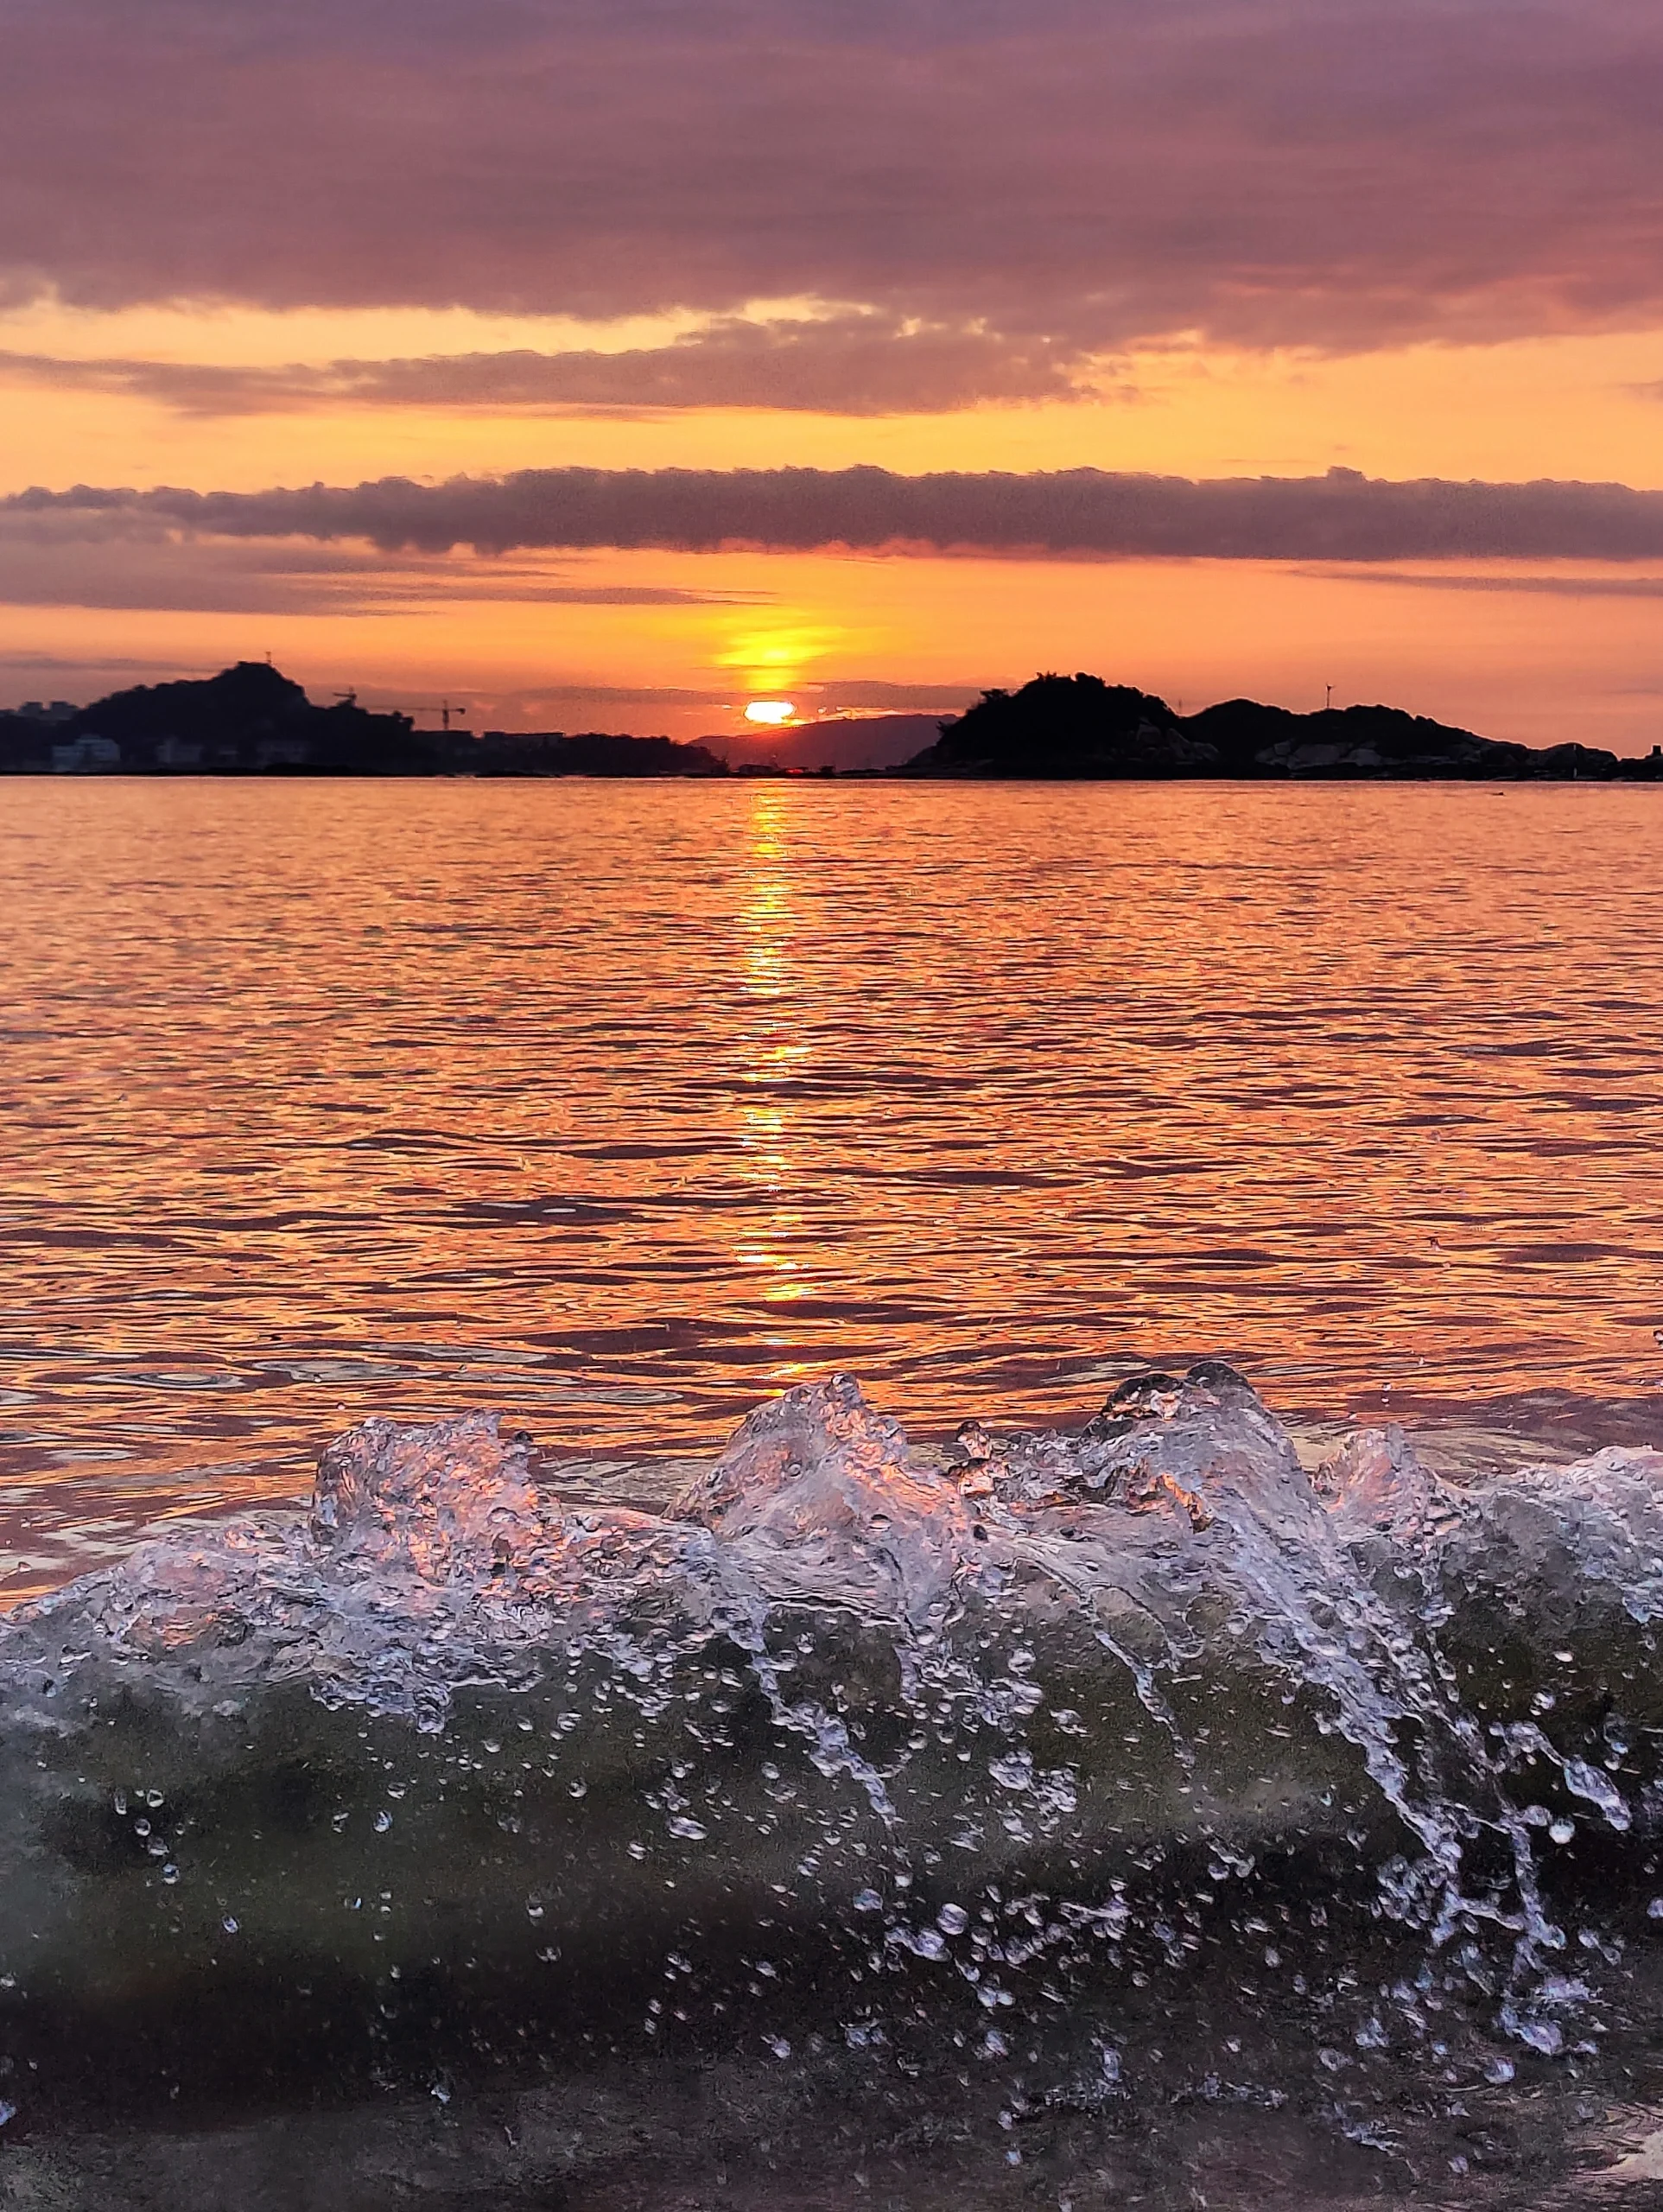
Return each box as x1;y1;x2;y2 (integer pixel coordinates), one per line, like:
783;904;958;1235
13;466;1663;564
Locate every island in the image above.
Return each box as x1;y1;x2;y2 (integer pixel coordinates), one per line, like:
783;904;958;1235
901;672;1663;781
3;660;1660;781
0;662;726;779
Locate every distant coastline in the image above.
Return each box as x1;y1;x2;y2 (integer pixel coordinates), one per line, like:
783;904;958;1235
900;672;1663;784
5;660;1662;783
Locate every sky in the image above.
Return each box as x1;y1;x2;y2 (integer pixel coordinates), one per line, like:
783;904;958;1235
3;0;1663;748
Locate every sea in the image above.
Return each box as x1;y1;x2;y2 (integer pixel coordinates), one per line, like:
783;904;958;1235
1;776;1662;2208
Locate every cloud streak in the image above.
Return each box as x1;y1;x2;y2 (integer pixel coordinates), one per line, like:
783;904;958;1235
1303;567;1663;598
16;465;1663;565
0;318;1099;418
0;504;770;613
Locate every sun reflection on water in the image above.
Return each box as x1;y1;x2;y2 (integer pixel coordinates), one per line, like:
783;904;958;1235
732;790;816;1346
3;777;1663;1600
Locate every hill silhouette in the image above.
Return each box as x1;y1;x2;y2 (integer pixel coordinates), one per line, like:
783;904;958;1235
467;729;725;776
6;662;1660;782
0;663;725;777
904;672;1663;781
0;661;433;775
715;712;946;774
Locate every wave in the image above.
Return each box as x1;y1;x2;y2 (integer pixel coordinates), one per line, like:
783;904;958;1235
3;1364;1661;2196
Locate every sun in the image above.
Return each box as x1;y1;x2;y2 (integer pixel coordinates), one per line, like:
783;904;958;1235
744;700;797;726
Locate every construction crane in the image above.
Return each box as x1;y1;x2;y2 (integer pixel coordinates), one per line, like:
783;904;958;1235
403;701;470;733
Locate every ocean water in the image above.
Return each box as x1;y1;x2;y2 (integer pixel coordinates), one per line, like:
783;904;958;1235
3;777;1663;2207
3;777;1662;1600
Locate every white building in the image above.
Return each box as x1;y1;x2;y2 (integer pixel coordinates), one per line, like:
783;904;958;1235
51;734;122;773
255;734;314;770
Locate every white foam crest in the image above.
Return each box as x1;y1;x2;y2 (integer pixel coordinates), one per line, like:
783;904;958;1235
670;1372;974;1627
13;1413;703;1730
970;1364;1585;2040
4;1369;1663;2069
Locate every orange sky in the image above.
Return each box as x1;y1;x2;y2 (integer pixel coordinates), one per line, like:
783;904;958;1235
4;313;1663;749
6;1;1663;749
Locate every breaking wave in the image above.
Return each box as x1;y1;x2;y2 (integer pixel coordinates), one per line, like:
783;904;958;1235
3;1364;1663;2202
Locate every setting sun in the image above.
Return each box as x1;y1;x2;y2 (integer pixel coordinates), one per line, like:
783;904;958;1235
744;700;797;725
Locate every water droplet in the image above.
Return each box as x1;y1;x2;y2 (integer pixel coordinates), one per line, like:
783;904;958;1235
1550;1820;1576;1845
765;2036;792;2060
373;1811;393;1834
936;1904;969;1936
221;1916;238;1935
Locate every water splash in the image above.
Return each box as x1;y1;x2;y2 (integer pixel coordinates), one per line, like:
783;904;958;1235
3;1368;1661;2147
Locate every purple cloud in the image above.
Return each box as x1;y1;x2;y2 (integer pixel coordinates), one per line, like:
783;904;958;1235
0;501;770;613
1;1;1660;356
0;316;1096;417
13;465;1663;563
1298;567;1663;598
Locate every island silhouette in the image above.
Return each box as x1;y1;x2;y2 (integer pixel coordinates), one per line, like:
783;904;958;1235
3;660;1660;781
904;671;1663;781
0;661;727;779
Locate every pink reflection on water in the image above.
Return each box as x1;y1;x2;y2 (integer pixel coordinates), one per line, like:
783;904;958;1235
1;776;1661;1598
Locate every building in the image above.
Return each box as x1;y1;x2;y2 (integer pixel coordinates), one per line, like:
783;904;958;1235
51;734;121;773
255;734;315;770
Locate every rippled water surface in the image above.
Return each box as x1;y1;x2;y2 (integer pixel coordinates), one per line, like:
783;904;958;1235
3;776;1661;1599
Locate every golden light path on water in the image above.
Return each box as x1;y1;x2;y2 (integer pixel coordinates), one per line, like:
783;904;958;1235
1;777;1661;1601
